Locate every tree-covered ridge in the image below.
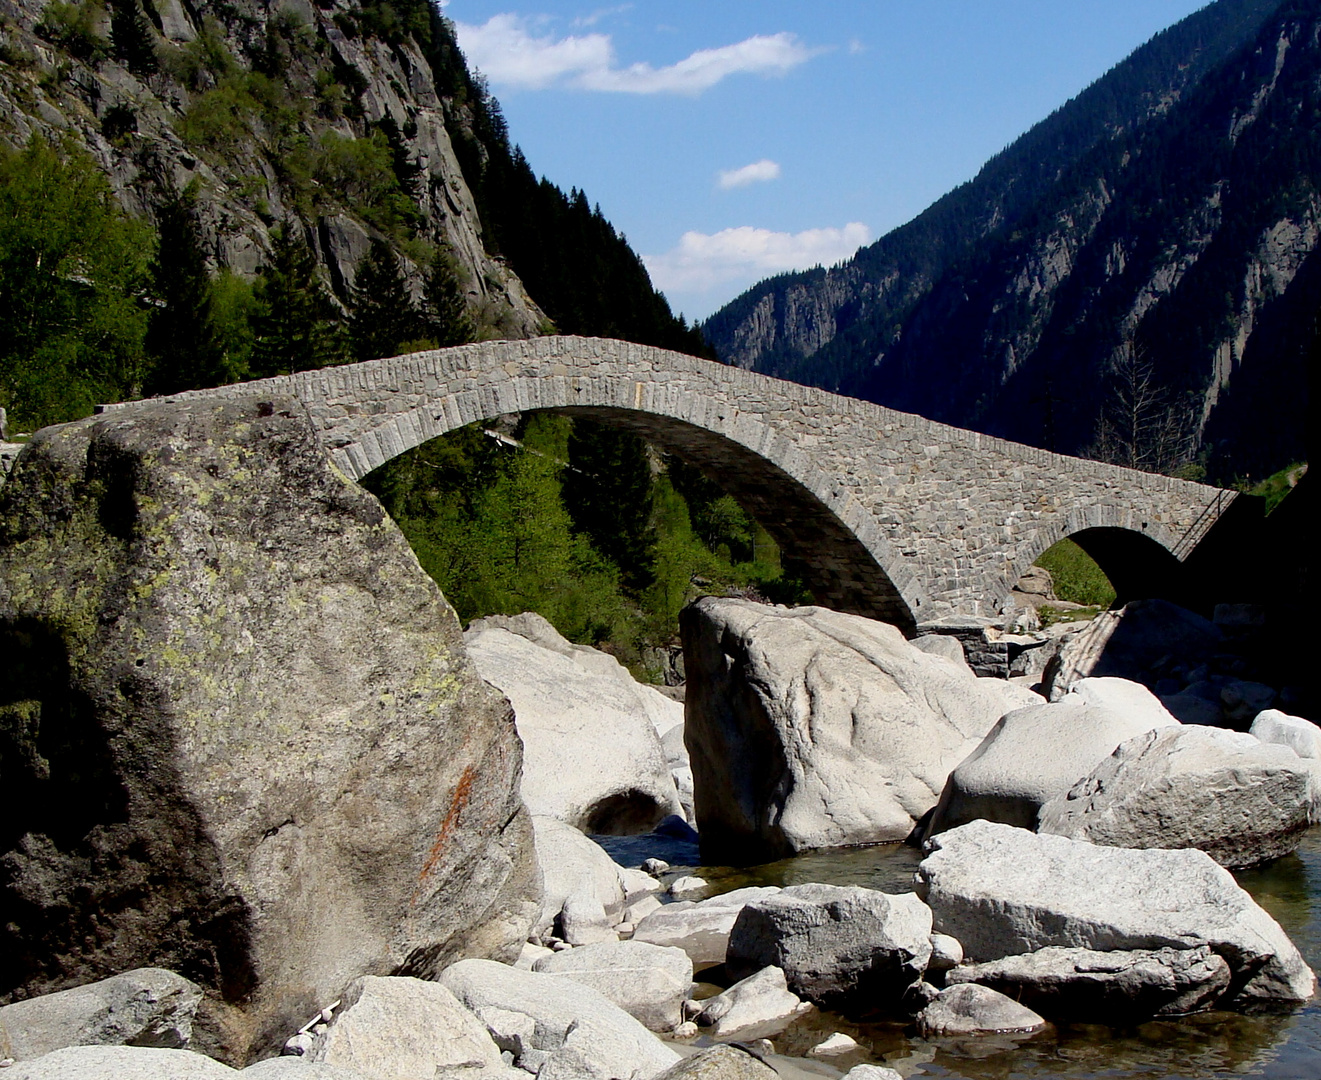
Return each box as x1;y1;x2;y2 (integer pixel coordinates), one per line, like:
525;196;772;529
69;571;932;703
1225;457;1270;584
0;0;710;426
702;0;1281;389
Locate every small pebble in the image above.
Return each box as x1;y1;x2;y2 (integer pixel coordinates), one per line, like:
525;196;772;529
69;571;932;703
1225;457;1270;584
552;940;573;951
283;1032;315;1056
682;998;704;1020
748;1039;775;1057
642;858;670;876
672;1021;699;1039
809;1032;860;1056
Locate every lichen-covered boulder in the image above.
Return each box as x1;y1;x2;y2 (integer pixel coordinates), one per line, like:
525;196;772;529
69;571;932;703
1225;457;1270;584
680;598;1038;863
0;398;539;1064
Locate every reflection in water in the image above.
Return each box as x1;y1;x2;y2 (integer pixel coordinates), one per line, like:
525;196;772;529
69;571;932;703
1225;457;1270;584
688;829;1321;1078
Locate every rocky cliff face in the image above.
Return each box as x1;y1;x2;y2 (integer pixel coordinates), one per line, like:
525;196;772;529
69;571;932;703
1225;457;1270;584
702;0;1312;479
0;397;539;1064
0;0;544;330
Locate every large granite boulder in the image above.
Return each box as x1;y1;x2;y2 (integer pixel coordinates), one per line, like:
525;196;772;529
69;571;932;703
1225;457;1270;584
925;685;1178;837
438;959;680;1080
681;598;1038;863
532;940;693;1032
1;1046;239;1078
0;968;202;1061
916;821;1315;1006
531;815;628;937
946;945;1231;1021
632;887;782;967
307;975;507;1080
465;615;683;834
650;1044;780;1080
1252;709;1321;821
1038;726;1312;868
0;399;539;1064
726;884;932;1010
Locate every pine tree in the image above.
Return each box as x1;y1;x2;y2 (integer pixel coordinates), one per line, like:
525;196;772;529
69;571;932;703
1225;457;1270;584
422;248;474;347
144;190;227;394
563;420;656;592
108;0;158;77
250;226;345;377
348;239;419;363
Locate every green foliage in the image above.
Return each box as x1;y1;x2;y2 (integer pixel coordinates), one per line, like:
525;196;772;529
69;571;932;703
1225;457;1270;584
0;136;152;430
181;69;302;152
348;239;420;363
36;0;109;62
108;0;157;75
1034;539;1117;608
208;270;260;378
144;188;231;393
563;421;656;592
1248;462;1308;514
422;249;474;347
249;226;345;377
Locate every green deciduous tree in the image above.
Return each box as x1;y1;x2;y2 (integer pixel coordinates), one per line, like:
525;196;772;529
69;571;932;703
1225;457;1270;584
0;136;152;429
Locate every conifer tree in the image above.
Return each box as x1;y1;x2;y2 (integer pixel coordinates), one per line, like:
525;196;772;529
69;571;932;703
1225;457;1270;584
108;0;158;77
144;189;227;394
563;420;656;592
422;248;474;347
348;239;419;362
250;226;345;377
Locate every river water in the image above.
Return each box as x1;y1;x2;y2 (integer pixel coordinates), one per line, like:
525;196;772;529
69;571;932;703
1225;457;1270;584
678;830;1321;1080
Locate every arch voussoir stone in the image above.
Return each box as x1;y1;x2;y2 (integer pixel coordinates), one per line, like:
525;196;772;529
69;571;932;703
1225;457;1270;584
77;336;1240;629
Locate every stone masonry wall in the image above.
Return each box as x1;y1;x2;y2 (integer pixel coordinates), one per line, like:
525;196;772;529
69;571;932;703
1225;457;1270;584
70;336;1235;626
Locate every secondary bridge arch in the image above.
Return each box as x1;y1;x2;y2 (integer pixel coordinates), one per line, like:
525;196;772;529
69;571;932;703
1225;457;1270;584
98;335;1238;628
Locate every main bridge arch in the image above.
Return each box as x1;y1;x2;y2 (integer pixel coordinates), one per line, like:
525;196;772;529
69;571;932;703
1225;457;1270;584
140;336;1238;628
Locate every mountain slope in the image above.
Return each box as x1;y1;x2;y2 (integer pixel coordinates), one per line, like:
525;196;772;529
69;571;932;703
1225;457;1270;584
702;0;1314;479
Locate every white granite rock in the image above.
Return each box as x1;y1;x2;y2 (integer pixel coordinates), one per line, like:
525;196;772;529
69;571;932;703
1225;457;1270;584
533;940;694;1032
439;959;679;1080
466;616;682;834
306;975;503;1080
915;984;1046;1037
1038;725;1311;868
681;598;1040;862
926;692;1177;837
727;884;932;1008
694;967;809;1039
0;968;202;1061
2;1046;237;1078
532;815;628;932
917;820;1315;1005
633;887;782;966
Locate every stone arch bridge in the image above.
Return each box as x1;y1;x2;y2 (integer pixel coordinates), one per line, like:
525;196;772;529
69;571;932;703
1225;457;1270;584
89;335;1242;631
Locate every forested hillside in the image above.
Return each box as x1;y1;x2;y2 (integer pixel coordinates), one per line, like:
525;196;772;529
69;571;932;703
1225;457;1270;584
0;0;787;669
702;0;1315;484
0;0;706;430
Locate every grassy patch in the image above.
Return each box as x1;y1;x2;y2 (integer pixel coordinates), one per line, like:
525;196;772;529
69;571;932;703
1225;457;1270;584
1034;538;1116;608
1248;462;1307;514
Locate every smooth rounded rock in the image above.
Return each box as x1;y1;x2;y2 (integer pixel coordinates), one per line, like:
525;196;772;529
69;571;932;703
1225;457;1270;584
916;984;1046;1038
1;1046;238;1079
533;940;694;1032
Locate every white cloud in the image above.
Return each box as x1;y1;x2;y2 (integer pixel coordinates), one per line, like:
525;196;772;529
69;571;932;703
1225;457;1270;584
454;15;820;94
848;38;866;55
718;159;781;189
572;4;631;29
643;222;871;296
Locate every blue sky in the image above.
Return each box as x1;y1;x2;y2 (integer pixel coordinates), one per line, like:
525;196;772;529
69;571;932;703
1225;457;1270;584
442;1;1213;322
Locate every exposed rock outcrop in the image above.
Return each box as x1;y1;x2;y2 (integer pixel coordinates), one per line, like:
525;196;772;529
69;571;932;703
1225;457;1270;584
0;397;538;1064
681;598;1039;863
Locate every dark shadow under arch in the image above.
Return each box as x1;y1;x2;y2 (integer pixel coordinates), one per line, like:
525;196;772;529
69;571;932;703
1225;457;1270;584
1067;526;1188;608
558;406;919;632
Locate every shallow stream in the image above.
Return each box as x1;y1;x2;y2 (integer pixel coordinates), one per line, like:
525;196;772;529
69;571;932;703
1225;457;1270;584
674;830;1321;1080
